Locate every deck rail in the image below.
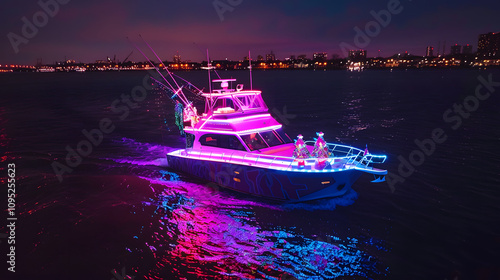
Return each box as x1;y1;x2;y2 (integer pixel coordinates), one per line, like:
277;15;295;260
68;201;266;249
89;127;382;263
304;141;387;169
180;141;386;172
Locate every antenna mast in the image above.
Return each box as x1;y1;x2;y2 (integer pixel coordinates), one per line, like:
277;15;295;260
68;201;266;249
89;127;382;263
207;49;212;94
249;50;253;90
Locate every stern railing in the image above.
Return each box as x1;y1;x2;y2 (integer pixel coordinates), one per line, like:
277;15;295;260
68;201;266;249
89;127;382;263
304;141;387;169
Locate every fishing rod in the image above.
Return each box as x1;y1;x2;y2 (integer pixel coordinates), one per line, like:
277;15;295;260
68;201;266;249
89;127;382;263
129;36;195;114
139;35;182;91
170;73;204;96
127;37;175;92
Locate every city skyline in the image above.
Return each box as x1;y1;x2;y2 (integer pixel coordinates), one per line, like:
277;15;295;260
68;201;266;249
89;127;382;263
1;0;499;64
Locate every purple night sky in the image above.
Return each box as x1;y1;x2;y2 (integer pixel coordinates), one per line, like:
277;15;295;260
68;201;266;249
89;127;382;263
1;0;499;64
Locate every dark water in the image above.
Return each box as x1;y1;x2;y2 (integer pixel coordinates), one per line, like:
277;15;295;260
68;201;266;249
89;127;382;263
1;69;500;280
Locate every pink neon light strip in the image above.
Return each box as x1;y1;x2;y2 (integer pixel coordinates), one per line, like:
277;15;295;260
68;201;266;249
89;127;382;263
209;114;272;123
168;150;350;173
184;125;282;135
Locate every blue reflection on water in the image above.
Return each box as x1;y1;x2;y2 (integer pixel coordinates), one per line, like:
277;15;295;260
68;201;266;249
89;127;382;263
263;231;386;279
159;170;181;181
128;172;389;279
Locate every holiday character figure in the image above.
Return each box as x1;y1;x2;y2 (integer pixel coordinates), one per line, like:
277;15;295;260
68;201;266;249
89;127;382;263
313;132;329;168
293;134;310;168
174;100;185;135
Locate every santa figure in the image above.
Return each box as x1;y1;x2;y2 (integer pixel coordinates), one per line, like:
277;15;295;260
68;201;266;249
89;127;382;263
313;132;329;167
293;134;310;168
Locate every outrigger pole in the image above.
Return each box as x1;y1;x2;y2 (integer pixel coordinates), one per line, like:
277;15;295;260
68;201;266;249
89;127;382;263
129;36;196;116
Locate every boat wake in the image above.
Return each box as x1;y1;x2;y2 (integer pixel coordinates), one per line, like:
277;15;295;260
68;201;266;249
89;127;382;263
105;137;174;167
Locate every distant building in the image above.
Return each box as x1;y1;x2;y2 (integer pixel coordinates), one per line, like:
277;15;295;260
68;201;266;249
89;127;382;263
462;44;473;54
425;46;434;57
297;54;307;61
266;51;275;61
348;50;367;61
478;32;500;57
289;55;296;60
450;44;462;55
257;55;264;61
313;52;328;61
173;53;181;64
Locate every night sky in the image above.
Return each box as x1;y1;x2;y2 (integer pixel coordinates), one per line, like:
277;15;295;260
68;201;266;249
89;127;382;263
1;0;499;64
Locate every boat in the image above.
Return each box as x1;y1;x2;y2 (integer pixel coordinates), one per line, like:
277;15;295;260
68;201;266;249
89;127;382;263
134;41;387;202
164;77;386;202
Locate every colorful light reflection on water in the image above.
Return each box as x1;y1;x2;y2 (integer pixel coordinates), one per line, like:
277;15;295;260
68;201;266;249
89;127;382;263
120;169;388;279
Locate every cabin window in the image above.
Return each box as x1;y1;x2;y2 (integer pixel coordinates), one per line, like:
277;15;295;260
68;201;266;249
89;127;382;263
240;133;268;151
259;130;283;147
227;135;245;151
199;134;246;151
200;134;218;147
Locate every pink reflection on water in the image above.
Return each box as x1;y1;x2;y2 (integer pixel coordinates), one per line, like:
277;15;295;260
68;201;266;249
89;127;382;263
140;178;285;278
132;177;385;279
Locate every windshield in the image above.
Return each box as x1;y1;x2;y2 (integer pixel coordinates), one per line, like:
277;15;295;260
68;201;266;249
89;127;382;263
275;128;292;143
259;130;283;147
241;130;291;151
240;133;268;151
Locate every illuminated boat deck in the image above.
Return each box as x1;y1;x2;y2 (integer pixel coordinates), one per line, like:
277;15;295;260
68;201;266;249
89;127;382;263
168;142;387;174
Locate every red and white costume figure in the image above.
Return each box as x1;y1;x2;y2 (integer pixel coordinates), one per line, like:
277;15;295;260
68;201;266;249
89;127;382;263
313;131;329;167
293;134;310;168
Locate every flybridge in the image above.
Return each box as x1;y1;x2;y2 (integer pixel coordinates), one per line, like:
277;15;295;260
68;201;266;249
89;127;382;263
202;79;268;117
